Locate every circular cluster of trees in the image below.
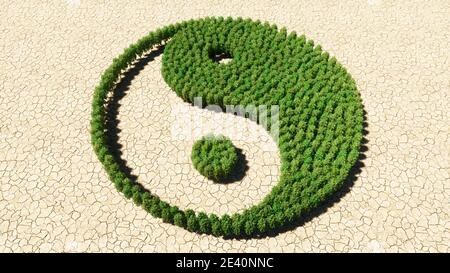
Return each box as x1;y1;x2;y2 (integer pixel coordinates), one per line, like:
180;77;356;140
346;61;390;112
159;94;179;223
91;17;364;237
191;135;238;182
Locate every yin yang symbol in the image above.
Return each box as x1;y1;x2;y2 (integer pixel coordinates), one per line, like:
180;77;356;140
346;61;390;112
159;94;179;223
91;17;364;237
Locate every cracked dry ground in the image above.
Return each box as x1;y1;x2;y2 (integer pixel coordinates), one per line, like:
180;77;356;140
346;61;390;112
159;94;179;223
0;0;449;252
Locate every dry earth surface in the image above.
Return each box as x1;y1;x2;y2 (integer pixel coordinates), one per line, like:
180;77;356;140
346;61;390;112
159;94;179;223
0;0;449;252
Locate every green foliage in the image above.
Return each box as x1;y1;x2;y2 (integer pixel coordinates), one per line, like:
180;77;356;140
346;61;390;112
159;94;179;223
191;135;238;181
132;190;142;206
257;217;267;233
113;176;124;192
231;215;244;236
244;219;256;236
132;185;142;206
187;213;199;232
149;197;162;218
91;17;364;237
220;214;233;237
174;213;186;228
198;212;211;234
210;214;222;236
122;183;133;199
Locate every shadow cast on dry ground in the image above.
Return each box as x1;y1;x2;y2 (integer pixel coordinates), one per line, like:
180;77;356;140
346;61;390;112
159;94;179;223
104;46;369;239
105;46;166;184
213;147;249;184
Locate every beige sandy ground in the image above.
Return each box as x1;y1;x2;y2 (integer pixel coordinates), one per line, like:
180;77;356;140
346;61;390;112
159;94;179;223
0;0;449;252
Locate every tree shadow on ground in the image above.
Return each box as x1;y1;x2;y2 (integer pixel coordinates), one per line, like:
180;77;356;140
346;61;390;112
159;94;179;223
105;46;165;184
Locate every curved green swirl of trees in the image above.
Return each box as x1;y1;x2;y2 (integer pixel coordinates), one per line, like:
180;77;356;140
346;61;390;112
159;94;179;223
91;17;364;237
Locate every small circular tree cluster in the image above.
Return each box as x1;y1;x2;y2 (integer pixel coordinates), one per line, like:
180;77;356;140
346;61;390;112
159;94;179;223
191;135;238;181
91;17;364;237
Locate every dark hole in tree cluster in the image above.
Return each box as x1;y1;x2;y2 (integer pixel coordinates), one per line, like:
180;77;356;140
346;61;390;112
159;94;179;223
210;51;232;64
